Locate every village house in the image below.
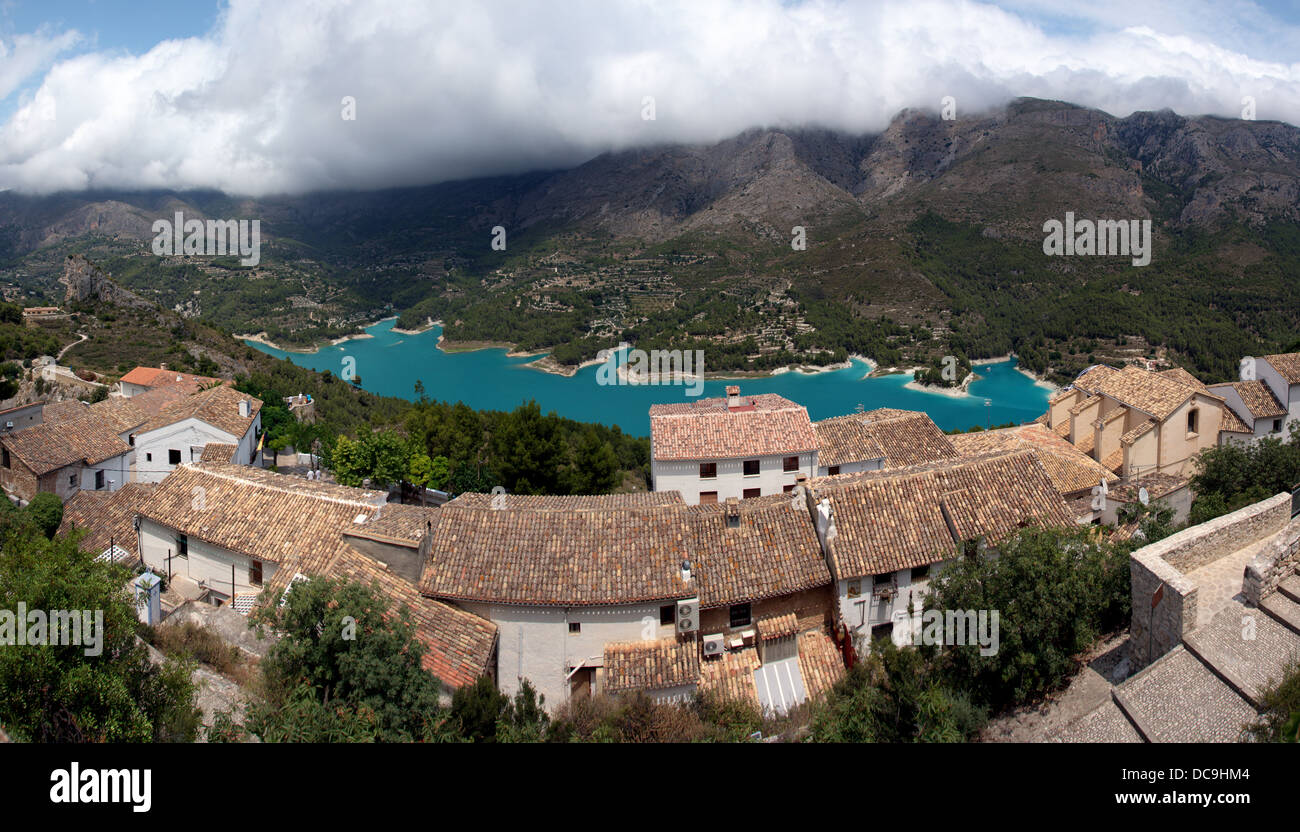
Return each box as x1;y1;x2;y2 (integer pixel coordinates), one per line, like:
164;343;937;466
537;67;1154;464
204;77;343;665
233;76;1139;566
806;449;1073;649
813;407;960;475
1206;379;1289;443
131;385;263;483
1253;353;1300;437
1043;363;1232;480
951;421;1119;524
129;462;496;692
649;386;818;505
118;365;223;398
0;409;132;502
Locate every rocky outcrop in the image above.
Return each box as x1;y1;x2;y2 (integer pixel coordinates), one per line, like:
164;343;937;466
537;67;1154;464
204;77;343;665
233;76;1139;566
59;254;150;308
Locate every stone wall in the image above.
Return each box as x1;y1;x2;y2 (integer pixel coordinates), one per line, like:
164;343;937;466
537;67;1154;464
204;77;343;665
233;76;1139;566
1244;516;1300;605
1129;492;1291;669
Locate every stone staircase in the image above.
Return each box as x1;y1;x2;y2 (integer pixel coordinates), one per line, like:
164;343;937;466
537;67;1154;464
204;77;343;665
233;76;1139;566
1058;578;1300;743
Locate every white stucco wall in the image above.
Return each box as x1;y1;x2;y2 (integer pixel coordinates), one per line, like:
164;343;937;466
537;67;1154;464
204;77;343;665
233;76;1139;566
652;451;816;505
133;414;259;483
138;516;278;600
1258;361;1299;436
458;599;685;707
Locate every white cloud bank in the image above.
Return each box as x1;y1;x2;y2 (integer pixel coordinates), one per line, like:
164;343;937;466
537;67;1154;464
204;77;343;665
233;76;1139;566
0;0;1296;196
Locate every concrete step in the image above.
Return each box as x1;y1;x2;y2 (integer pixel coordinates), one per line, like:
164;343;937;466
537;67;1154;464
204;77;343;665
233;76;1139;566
1279;574;1300;605
1183;598;1300;707
1259;593;1300;639
1113;646;1256;742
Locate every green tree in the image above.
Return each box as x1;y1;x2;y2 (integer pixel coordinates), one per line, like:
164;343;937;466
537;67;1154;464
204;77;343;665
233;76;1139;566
25;492;64;539
0;514;199;741
247;576;446;742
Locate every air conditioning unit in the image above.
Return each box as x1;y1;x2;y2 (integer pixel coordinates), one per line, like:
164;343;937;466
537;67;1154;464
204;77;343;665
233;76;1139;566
702;634;725;657
676;597;699;634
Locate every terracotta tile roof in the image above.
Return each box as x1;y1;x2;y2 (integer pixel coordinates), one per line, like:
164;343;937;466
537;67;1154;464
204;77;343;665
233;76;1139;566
198;443;238;463
58;482;157;558
1263;353;1300;385
796;629;845;701
699;648;761;706
343;502;435;546
1;414;131;474
1052;420;1071;438
120;366;222;392
136;463;388;574
310;549;497;689
140;385;261;438
815;410;958;468
1100;407;1127;426
420;494;695;606
40;400;89;424
1120;420;1156;445
950;423;1118;496
810;450;1072;578
1075;431;1095;455
757;612;798;641
1158;368;1207;389
1094;364;1220;421
1207;380;1287;420
650;393;817;461
1072;365;1119;393
1217;406;1252;435
1109;473;1189;504
422;490;826;609
1101;448;1124;474
86;397;149;433
687;493;830;608
602;638;700;693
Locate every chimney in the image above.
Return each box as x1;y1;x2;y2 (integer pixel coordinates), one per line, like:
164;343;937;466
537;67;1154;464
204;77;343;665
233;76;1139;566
816;497;837;546
159;362;167;371
724;496;740;528
726;385;742;409
238;399;251;418
680;558;693;583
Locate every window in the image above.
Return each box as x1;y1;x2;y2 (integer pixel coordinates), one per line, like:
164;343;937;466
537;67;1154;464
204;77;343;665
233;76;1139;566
145;453;152;462
568;622;581;634
699;462;717;479
827;465;840;476
176;534;188;558
743;487;761;499
911;564;930;581
743;459;760;476
168;449;181;465
1275;419;1284;433
69;474;75;487
783;484;796;493
660;605;675;626
729;603;752;629
1186;408;1198;435
128;434;134;447
249;560;263;587
873;572;894;586
783;455;799;472
699;491;718;504
95;470;105;490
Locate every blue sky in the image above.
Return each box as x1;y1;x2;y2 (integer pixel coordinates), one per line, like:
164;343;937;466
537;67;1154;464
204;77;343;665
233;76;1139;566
1;0;1298;195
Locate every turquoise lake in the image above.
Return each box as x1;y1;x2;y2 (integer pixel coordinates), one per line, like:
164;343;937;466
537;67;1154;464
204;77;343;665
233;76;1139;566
247;319;1054;436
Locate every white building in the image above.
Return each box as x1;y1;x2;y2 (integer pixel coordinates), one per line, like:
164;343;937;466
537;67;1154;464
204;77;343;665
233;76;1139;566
132;385;263;483
1256;353;1300;437
1207;379;1289;443
649;386;818;505
807;448;1073;651
132;462;496;692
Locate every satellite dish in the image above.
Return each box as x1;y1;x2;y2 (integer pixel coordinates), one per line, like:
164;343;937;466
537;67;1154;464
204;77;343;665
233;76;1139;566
1138;487;1150;506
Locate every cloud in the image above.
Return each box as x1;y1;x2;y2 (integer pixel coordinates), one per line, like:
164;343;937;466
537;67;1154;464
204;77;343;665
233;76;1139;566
0;0;1296;196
